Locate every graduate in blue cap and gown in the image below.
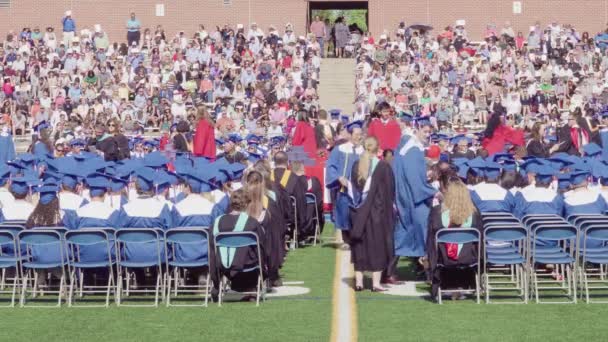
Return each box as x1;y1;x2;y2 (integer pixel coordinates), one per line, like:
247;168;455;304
563;170;607;218
391;117;437;272
117;167;173;265
0;176;35;222
0;164;13;207
325;120;364;235
30;121;52;158
0;116;15;164
56;161;88;215
513;165;563;219
469;160;515;213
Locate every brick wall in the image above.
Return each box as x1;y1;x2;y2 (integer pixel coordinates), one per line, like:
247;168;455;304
0;0;605;43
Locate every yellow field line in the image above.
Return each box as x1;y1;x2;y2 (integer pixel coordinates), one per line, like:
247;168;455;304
330;231;358;342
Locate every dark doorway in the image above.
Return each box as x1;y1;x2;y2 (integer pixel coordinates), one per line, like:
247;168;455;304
307;1;369;32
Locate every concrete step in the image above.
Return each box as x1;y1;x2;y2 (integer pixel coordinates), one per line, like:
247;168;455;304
318;58;356;116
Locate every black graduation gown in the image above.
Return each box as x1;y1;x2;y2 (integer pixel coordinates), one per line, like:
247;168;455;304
272;168;308;240
306;176;325;234
210;214;266;292
426;205;482;298
349;160;396;272
261;194;287;280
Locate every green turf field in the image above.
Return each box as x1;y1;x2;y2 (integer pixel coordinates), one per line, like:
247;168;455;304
357;259;608;342
0;228;337;342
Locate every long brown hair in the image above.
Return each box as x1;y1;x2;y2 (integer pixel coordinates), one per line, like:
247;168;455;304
442;179;477;226
244;171;266;219
357;136;379;184
530;122;544;141
196;105;213;125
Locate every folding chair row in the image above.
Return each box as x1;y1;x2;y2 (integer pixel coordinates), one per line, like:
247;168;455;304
0;226;266;308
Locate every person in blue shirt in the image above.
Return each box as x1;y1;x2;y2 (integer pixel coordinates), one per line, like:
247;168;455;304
469;160;515;213
126;12;141;47
61;10;76;46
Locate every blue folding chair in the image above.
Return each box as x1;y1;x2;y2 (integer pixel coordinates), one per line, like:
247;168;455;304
214;231;265;306
305;193;321;246
164;227;211;307
18;230;68;307
483;226;528;304
0;227;23;307
115;229;164;307
434;228;481;304
578;224;608;303
65;229;115;307
530;224;578;304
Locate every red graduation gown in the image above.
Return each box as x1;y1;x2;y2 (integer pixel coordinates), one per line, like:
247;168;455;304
292;121;317;157
192;119;216;159
481;124;525;156
367;118;401;151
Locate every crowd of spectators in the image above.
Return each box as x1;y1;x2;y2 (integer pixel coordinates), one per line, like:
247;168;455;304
0;10;328;155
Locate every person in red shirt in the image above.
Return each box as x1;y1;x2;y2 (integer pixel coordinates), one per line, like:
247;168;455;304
367;102;401;151
292;111;317;158
481;113;525;156
192;106;216;159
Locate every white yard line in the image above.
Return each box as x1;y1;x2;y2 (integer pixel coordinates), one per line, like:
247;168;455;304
331;239;357;342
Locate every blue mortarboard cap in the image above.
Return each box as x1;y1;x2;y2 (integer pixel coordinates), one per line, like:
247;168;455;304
85;175;109;197
183;168;214;193
399;111;413;122
69;139;86;147
570;170;590;186
520;158;544;174
330;109;341;117
228;134;243;143
248;152;262;163
483;160;502;180
450;134;470;145
143;139;159;149
340;115;350;124
502;159;517;172
492;153;514;163
436;134;449;142
415;116;432;128
154;170;177;192
547;154;576;171
557;173;571;190
107;174;129;192
534;165;555;184
215;138;225;146
270;136;286;146
10;177;31;195
134;167;156;192
571;160;591;172
37;183;60;205
33;121;50;132
583;143;602;157
143;151;169;169
346;120;363;133
192;157;210;170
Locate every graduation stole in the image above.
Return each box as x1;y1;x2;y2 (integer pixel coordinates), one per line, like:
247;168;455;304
441;210;473;261
213;212;249;269
262;190;277;209
360;157;379;203
270;169;291;188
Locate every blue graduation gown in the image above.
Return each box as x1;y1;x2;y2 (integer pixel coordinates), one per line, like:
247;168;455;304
211;190;229;213
469;183;515;213
0;133;15;164
325;142;363;230
513;187;564;219
117;198;173;263
63;201;120;262
600;129;608;161
59;192;88;217
171;194;223;263
393;135;437;257
563;190;608;248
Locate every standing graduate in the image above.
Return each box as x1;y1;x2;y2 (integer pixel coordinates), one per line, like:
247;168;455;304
192;106;216;160
271;151;308;244
366;103;401;152
348;136;395;292
391;118;437;277
0;117;15;164
292;111;317;158
325;121;364;237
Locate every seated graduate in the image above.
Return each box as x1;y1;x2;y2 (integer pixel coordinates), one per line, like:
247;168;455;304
154;170;177;211
271;151;307;242
56;162;88;215
450;135;476;160
117;167;173;270
210;189;266;293
291;160;325;238
172;167;224;284
427;174;481;301
513;165;563;219
348;136;395;292
104;174;129;211
243;169;287;288
0;176;36;222
563;170;608;217
216;135;247;164
469;160;515;213
63;175;120;230
0;164;14;207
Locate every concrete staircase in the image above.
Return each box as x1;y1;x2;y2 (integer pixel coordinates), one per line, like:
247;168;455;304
318;58;356;117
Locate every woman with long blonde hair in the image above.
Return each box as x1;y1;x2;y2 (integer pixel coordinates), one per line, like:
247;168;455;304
243;169;287;288
348;136;396;292
427;173;481;301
